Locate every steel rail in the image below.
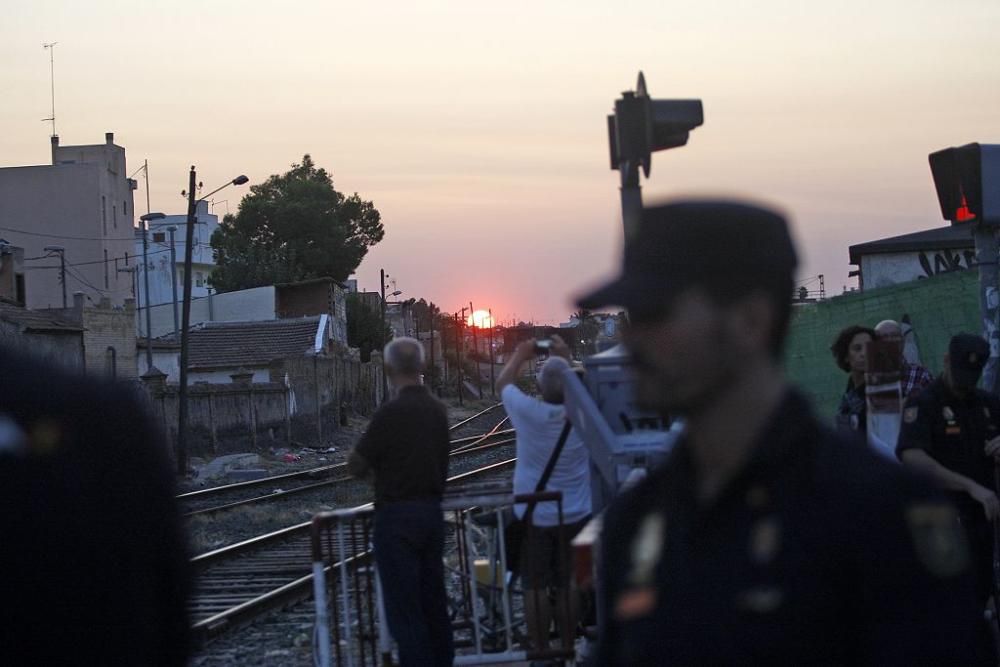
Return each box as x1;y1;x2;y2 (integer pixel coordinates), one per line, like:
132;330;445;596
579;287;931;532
182;431;516;517
190;458;516;644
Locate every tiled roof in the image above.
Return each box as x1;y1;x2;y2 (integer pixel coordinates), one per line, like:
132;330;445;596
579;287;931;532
188;317;322;370
0;302;83;333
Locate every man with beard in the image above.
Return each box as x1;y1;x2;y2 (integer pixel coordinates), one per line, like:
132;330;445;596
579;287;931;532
575;200;983;665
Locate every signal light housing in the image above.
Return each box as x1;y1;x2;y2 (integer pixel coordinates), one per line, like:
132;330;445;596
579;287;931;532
608;72;703;179
929;143;1000;225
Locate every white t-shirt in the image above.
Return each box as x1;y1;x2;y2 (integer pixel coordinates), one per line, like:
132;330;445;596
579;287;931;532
502;384;592;526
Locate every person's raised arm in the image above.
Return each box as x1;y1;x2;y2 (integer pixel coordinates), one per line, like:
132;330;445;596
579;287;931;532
495;339;537;394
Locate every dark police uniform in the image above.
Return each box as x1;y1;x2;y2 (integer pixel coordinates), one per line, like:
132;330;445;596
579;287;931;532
596;390;980;665
897;377;1000;609
0;346;191;666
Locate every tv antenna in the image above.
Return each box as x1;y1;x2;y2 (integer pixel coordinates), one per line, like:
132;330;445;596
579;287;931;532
42;42;57;137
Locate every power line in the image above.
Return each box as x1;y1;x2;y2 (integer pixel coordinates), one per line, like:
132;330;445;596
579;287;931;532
0;225;139;242
23;247;173;269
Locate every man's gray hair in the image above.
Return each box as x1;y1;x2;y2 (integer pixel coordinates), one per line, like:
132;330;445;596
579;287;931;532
384;337;425;376
537;356;571;404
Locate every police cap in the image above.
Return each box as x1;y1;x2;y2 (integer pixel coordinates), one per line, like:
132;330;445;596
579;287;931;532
948;333;989;388
576;199;798;315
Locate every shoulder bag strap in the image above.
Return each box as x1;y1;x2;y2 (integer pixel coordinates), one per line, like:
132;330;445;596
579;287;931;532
523;419;573;525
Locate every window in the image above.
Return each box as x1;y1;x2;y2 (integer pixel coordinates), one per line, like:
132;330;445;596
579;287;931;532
105;347;117;378
124;252;129;266
113;204;117;229
123;200;127;215
195;272;204;287
152;232;165;243
104;249;109;288
102;196;107;235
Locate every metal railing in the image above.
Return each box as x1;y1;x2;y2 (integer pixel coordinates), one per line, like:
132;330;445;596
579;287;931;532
310;487;576;666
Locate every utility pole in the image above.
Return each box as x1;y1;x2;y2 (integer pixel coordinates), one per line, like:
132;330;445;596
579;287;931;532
488;308;496;397
456;310;467;406
167;226;180;340
469;301;482;399
176;166;198;476
380;268;388;402
43;246;66;308
428;312;438;396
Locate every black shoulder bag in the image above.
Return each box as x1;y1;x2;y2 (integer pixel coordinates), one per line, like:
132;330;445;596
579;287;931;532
504;419;573;575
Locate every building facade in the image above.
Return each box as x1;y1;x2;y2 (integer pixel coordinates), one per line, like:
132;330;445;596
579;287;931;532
0;133;136;309
134;200;220;326
848;224;976;291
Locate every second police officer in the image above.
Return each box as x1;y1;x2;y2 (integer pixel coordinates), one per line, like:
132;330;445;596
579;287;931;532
897;332;1000;663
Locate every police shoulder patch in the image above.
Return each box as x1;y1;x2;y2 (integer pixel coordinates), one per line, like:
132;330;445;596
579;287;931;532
903;406;919;424
906;503;969;578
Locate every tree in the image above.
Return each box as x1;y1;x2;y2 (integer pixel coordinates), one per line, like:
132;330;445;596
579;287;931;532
573;309;599;354
346;293;391;362
210;155;384;292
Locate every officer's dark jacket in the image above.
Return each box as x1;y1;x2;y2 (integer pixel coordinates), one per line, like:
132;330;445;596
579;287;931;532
596;389;980;665
897;377;1000;517
0;346;192;665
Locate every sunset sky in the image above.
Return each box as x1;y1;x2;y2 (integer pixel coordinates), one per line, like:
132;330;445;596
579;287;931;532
3;1;999;325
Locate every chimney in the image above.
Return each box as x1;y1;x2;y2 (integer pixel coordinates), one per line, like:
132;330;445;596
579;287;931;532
105;132;114;145
50;135;60;165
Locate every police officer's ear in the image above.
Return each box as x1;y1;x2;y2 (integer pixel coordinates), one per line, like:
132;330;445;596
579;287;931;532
726;291;777;356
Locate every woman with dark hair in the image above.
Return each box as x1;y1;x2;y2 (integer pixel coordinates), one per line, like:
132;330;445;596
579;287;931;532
831;325;876;434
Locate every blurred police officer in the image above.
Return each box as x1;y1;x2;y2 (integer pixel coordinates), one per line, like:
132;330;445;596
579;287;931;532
897;333;1000;660
0;344;191;666
576;200;982;665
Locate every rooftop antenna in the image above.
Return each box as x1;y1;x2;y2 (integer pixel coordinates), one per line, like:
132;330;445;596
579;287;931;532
42;42;57;137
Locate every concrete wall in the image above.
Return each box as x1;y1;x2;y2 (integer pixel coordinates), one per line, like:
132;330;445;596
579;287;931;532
861;248;977;290
144;285;275;338
0;135;135;309
0;320;84;370
139;351;383;456
784;269;979;419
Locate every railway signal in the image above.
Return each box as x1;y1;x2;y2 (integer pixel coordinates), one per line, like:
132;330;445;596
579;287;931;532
929;143;1000;392
608;72;703;239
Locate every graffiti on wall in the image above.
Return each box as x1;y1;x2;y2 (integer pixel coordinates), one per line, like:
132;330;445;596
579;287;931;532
918;249;977;279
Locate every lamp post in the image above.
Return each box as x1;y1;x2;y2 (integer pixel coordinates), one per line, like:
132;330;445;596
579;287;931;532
139;212;165;369
42;245;66;308
166;225;179;340
176;166;248;476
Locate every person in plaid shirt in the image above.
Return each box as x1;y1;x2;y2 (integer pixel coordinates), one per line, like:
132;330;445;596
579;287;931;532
874;320;933;399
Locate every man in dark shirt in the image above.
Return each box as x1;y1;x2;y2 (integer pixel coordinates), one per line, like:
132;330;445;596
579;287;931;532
575;200;982;665
0;345;191;666
897;333;1000;659
348;337;453;666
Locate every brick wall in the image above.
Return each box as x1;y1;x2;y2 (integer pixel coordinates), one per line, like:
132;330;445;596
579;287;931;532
785;269;979;418
82;298;137;379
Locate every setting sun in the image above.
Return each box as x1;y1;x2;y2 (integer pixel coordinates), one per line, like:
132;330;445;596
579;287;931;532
467;309;494;328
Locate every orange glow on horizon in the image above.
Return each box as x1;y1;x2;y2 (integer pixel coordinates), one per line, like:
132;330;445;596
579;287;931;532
467;309;494;328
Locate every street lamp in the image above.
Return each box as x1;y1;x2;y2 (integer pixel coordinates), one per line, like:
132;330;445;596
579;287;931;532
176;167;248;475
42;245;66;308
139;212;165;370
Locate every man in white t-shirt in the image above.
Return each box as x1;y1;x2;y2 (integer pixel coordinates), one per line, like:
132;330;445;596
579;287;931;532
496;334;592;654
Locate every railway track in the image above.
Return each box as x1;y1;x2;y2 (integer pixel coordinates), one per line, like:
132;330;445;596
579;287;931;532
179;407;511;517
190;458;516;646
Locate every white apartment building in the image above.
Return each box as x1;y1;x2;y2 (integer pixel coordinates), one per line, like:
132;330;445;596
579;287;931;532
0;133;136;309
134;200;219;331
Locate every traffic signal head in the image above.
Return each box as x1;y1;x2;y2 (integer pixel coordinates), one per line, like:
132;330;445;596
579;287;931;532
608;72;703;178
928;143;1000;225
